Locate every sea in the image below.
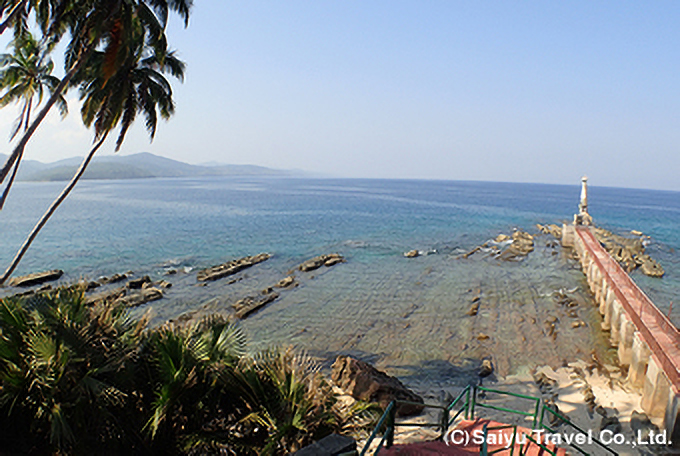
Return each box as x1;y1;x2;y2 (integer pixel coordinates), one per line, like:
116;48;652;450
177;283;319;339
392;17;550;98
1;177;678;391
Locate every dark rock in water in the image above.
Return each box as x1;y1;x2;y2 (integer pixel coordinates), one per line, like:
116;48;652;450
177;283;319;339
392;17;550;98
8;269;63;287
274;276;296;288
404;249;420;258
324;255;345;267
298;253;345;272
156;280;172;289
126;275;151;289
600;416;622;434
85;287;126;305
197;253;271;282
331;355;424;417
595;405;608;417
100;273;129;285
467;302;480;316
232;292;279;319
479;359;494;378
115;287;163;307
86;281;100;291
630;410;658;441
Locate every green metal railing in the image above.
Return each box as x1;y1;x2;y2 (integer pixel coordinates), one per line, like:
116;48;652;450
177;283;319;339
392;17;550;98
360;384;619;456
471;386;541;429
480;422;521;456
359;384;472;456
538;404;618;455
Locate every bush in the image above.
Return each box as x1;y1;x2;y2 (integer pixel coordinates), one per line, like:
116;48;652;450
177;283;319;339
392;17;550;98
0;287;376;455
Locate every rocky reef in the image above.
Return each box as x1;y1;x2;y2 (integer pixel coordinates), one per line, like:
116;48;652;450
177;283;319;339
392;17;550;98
462;230;534;261
592;228;664;278
232;291;280;319
297;253;345;272
197;253;271;282
8;269;63;287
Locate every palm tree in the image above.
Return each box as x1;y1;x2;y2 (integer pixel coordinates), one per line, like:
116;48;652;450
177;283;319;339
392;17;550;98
138;316;248;453
0;39;185;285
0;286;145;452
0;32;67;209
234;347;380;454
0;0;28;35
0;0;192;207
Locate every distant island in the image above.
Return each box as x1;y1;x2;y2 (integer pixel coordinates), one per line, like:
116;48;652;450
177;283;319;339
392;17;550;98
0;152;300;181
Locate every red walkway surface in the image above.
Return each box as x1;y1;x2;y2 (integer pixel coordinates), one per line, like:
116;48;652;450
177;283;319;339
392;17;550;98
377;419;566;456
576;227;680;391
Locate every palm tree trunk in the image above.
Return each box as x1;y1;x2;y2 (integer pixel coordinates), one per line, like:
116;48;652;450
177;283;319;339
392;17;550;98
0;58;82;189
0;133;108;285
0;99;31;210
0;27;104;208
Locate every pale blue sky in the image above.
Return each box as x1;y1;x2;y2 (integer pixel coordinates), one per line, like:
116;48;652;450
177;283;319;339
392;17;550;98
2;1;680;190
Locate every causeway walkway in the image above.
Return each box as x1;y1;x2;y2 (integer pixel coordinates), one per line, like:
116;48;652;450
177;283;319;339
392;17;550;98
565;225;680;440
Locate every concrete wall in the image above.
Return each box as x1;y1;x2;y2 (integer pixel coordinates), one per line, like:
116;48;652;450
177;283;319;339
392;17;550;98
562;224;680;441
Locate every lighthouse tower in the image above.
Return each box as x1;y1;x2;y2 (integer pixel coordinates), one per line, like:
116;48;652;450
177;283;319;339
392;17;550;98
574;176;593;226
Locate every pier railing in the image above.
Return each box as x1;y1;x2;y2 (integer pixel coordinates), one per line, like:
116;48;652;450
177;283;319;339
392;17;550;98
575;227;680;388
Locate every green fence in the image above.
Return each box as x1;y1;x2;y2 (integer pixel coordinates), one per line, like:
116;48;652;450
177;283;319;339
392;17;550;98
359;385;618;456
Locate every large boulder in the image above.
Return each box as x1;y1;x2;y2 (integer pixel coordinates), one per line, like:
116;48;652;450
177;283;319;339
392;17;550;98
499;231;534;261
639;256;665;278
331;355;424;417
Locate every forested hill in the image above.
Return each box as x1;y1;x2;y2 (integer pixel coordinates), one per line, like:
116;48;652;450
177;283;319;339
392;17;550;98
0;152;298;181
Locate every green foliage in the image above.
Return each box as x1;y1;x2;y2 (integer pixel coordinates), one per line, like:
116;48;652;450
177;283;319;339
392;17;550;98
0;286;142;453
0;32;67;139
0;288;375;455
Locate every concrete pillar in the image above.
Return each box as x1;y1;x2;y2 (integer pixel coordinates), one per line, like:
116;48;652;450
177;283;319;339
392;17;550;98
664;391;680;448
617;315;635;366
627;331;651;389
610;301;623;344
642;357;671;419
601;287;614;317
594;272;604;304
561;224;574;247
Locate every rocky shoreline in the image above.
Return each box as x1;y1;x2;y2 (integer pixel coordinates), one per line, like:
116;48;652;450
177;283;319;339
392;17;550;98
1;221;669;449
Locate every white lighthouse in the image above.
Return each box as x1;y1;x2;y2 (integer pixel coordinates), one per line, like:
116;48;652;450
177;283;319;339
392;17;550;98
574;176;592;226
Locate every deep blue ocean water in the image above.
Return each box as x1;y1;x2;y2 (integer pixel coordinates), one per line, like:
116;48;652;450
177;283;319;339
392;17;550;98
0;177;677;387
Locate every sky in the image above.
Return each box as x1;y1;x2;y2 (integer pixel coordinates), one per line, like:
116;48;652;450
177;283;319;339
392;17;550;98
1;1;679;190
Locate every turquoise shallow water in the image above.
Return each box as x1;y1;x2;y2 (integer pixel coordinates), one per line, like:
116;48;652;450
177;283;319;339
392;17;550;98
0;177;678;387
